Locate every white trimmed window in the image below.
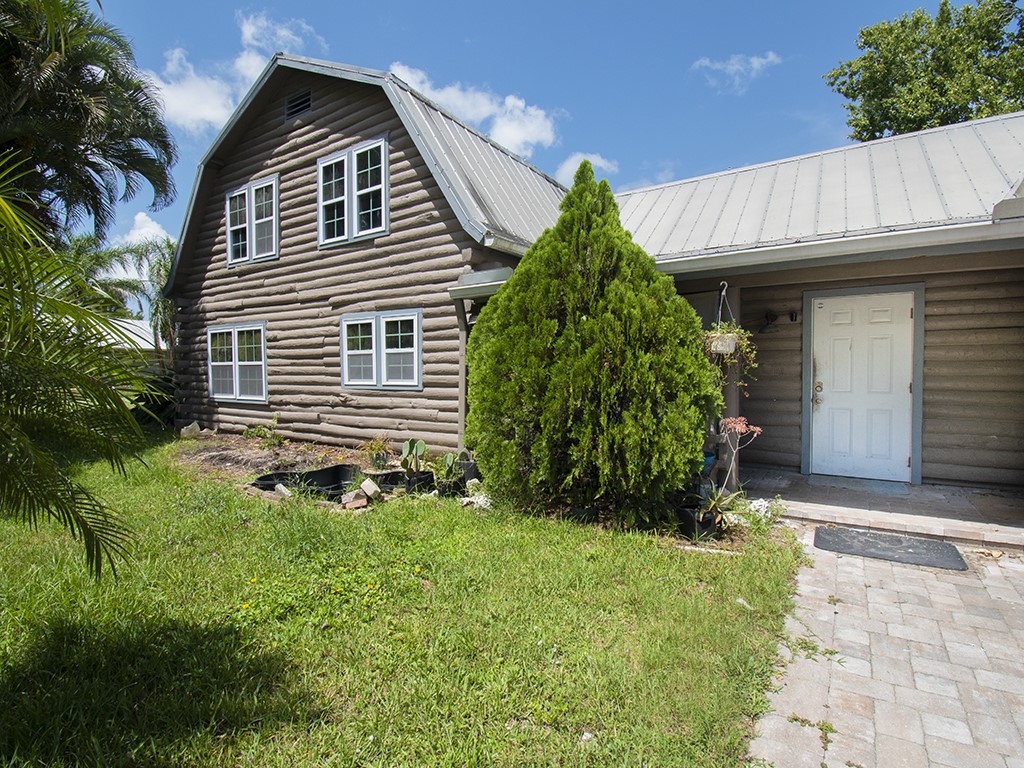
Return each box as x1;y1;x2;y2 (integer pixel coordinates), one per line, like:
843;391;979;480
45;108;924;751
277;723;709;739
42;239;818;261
340;310;420;389
207;323;267;401
318;138;388;246
225;176;278;265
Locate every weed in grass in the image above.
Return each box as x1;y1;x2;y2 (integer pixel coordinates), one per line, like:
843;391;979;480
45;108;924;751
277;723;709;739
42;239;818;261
242;414;285;448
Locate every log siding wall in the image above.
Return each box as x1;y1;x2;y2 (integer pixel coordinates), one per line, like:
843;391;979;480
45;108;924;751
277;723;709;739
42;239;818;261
730;261;1024;486
174;72;500;449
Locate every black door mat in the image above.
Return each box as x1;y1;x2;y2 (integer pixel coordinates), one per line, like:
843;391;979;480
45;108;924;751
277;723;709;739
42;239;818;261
813;526;968;571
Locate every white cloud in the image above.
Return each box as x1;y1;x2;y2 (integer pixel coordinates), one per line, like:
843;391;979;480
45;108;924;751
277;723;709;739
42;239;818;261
147;13;327;137
390;63;498;123
237;11;327;55
233;48;269;86
555;152;619;187
390;62;556;158
148;48;237;136
112;212;172;246
490;96;556;159
691;51;782;95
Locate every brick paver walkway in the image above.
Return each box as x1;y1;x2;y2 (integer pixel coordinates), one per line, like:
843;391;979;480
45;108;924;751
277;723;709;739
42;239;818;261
749;523;1024;768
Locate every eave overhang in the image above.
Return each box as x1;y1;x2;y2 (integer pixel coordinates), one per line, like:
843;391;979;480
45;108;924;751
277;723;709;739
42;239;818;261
654;218;1024;282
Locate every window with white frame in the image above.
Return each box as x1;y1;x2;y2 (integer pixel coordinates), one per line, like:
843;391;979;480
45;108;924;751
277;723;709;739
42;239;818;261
318;138;388;246
207;323;267;401
225;176;278;265
340;310;420;389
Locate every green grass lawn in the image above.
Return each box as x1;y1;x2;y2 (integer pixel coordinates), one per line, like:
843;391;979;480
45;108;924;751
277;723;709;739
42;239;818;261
0;437;802;767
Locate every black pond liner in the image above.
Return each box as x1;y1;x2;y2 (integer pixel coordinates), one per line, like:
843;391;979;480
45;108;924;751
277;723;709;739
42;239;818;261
253;464;404;499
813;526;968;571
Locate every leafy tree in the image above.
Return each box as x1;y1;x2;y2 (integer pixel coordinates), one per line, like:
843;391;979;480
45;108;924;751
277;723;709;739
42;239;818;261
826;0;1024;140
465;162;722;524
0;0;177;237
0;151;145;577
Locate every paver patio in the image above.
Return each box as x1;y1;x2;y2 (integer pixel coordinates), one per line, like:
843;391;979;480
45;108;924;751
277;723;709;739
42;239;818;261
748;522;1024;767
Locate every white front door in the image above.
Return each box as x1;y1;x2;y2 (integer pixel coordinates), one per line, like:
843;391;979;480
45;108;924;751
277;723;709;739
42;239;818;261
810;292;914;482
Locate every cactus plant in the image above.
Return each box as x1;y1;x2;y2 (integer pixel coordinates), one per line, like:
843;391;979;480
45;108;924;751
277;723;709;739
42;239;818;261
400;439;427;475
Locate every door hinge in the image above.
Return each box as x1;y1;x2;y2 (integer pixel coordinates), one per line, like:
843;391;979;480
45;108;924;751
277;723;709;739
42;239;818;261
909;382;913;393
910;307;914;319
907;457;911;468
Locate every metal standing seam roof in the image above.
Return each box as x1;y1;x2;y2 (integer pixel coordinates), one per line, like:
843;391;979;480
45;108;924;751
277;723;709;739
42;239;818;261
384;75;565;253
616;111;1024;262
273;57;568;252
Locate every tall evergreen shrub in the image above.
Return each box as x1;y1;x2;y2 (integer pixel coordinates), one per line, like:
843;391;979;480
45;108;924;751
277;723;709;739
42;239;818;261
465;162;722;522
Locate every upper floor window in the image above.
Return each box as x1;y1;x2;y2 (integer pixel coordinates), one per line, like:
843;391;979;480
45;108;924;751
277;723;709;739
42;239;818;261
318;138;389;247
208;322;267;402
226;176;278;265
340;309;420;389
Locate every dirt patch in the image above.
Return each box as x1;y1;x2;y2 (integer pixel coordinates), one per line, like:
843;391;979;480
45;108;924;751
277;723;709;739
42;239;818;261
175;433;364;483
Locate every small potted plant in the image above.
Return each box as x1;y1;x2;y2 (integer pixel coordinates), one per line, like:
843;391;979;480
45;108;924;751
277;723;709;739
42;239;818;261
703;320;758;395
433;452;467;497
696;482;742;539
401;438;434;493
456;449;481;483
706;325;738;354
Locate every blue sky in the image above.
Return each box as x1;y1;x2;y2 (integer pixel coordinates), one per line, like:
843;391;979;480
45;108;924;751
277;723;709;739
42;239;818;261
97;0;945;246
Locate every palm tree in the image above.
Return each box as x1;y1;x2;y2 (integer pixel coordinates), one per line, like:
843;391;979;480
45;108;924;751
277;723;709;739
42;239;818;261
116;234;176;368
60;232;147;316
0;150;143;577
0;0;177;237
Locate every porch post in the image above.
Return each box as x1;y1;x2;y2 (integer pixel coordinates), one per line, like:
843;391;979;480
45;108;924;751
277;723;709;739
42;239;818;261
721;285;741;492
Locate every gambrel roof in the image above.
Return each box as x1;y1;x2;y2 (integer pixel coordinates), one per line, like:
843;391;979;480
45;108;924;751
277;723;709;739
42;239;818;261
619;111;1024;279
166;54;565;295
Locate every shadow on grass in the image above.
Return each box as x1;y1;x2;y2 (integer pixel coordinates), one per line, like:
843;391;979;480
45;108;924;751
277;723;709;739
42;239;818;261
0;616;315;767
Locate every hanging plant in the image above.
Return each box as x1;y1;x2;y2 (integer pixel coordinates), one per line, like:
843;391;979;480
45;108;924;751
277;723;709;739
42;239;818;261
703;320;758;394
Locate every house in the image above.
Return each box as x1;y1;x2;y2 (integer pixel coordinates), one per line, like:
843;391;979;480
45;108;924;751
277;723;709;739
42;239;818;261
165;55;563;450
616;115;1024;487
166;54;1024;488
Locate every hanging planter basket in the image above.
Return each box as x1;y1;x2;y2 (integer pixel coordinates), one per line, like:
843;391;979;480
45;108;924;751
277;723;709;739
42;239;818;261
707;331;738;355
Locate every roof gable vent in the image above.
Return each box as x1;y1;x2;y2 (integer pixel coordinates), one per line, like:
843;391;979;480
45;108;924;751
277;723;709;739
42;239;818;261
284;89;312;120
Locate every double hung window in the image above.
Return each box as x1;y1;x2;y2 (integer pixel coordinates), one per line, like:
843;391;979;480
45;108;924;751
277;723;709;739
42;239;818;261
318;138;388;246
340;310;420;389
226;177;278;264
207;323;267;401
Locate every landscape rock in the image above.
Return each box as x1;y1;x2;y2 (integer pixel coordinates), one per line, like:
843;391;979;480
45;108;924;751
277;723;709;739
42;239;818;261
274;483;292;497
360;478;382;499
180;421;201;438
344;496;369;510
340;489;368;506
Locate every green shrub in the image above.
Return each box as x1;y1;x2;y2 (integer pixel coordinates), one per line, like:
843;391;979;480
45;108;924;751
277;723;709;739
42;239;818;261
465;161;722;522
